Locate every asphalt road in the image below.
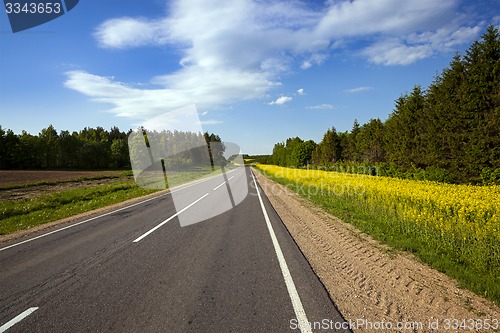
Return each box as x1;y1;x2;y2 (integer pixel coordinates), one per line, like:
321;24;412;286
0;167;350;332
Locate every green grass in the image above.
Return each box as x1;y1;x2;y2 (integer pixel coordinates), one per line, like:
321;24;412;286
0;172;129;190
0;181;156;235
0;167;236;235
254;166;500;305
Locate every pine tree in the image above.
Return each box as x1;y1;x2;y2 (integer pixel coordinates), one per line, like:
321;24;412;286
385;86;426;169
461;24;500;177
426;54;467;176
312;127;342;165
344;119;361;161
357;118;385;163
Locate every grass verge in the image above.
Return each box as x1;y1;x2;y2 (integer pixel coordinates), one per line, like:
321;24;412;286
0;180;155;235
254;165;500;305
0;167;235;236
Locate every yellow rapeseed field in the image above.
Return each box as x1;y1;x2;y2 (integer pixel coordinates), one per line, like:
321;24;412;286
256;164;500;277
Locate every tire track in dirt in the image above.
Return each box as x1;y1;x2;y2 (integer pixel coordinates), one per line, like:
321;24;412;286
254;170;499;333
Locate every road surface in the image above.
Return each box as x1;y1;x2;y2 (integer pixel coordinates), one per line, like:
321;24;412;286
0;167;350;332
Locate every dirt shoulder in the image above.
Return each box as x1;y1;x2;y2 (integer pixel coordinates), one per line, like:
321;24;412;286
254;170;499;333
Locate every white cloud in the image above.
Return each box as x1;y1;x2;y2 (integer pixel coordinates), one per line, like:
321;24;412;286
310;53;328;64
315;0;482;66
301;61;312;69
94;17;168;48
297;88;305;95
406;25;482;48
64;0;484;119
138;104;202;133
364;42;433;66
306;104;334;110
268;96;292;106
344;86;373;93
64;68;274;118
362;24;482;66
200;119;223;125
300;53;328;69
315;0;458;37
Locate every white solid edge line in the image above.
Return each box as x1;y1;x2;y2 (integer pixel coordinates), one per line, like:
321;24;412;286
0;168;241;252
0;307;38;333
250;171;312;333
133;192;210;243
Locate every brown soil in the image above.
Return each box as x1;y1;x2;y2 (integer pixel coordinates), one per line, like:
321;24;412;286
0;177;134;201
0;170;123;187
254;170;499;333
0;170;130;201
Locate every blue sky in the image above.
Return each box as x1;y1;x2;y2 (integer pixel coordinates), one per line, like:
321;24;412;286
1;0;499;154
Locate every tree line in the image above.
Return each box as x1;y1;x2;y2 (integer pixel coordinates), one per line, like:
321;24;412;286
267;25;500;184
129;129;225;172
0;124;223;171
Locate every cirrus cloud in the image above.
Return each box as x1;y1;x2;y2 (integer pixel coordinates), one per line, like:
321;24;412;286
306;104;334;110
344;86;374;93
